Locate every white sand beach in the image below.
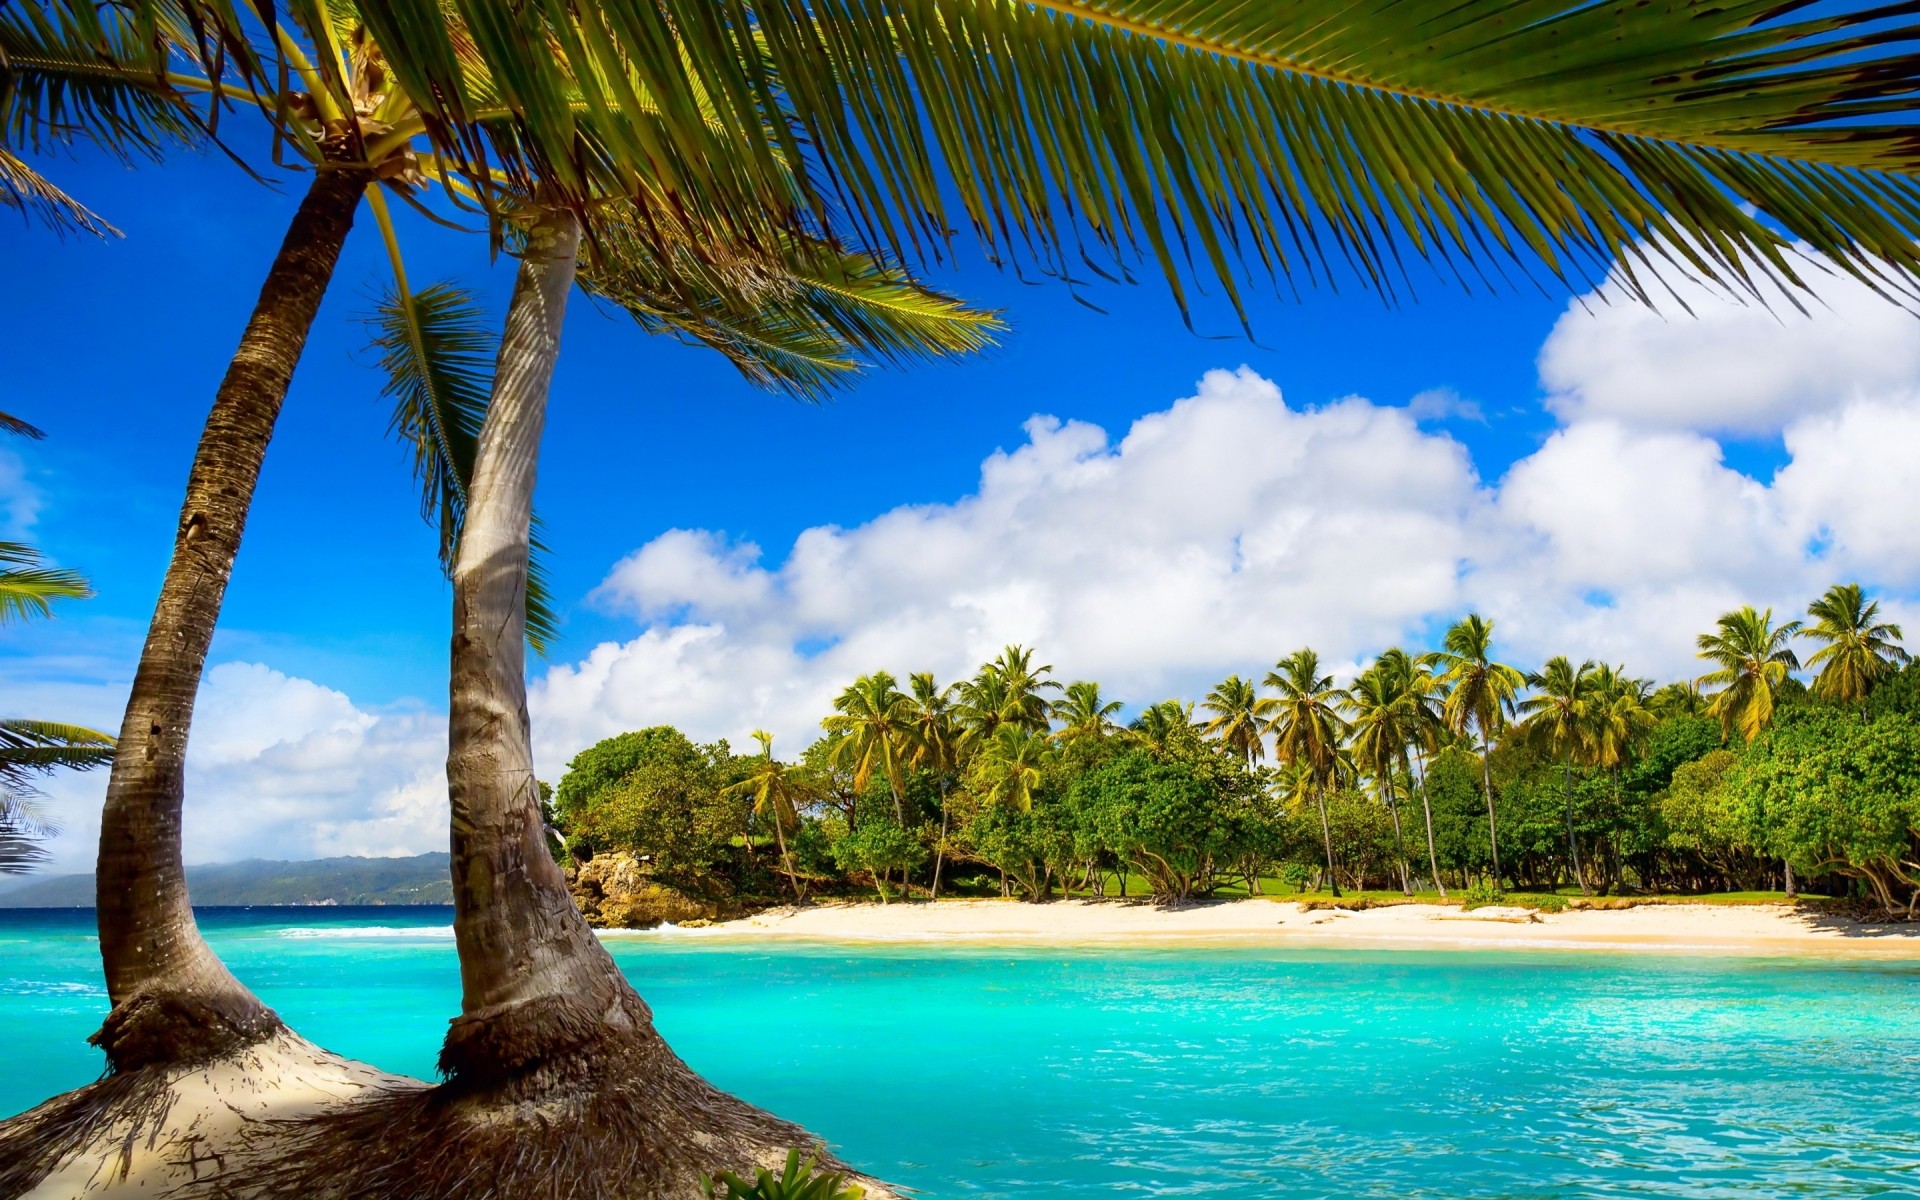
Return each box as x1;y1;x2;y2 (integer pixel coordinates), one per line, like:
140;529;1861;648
674;898;1920;957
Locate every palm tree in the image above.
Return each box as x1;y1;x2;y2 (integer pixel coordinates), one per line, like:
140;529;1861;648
1517;656;1596;896
904;673;963;900
1427;615;1524;882
721;733;808;903
1344;661;1415;895
1051;681;1123;749
1373;649;1450;899
1130;700;1197;753
1802;584;1910;710
1265;649;1349;896
1649;680;1709;720
985;645;1062;733
1200;674;1272;768
1697;606;1803;743
822;672;920;825
971;725;1051;814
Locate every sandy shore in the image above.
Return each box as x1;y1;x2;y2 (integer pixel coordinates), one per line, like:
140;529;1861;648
653;898;1920;958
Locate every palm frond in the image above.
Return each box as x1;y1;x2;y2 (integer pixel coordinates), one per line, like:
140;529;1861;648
368;283;560;655
0;147;117;236
0;542;91;624
0;409;47;440
580;213;1001;400
0;718;114;790
0;821;51;875
0;0;205;161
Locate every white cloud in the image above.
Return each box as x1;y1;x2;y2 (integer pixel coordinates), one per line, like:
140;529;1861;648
0;448;42;536
530;363;1920;767
1538;253;1920;435
32;662;447;872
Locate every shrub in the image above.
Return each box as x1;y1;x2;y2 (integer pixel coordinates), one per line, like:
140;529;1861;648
1279;862;1313;893
1522;892;1569;913
706;1151;863;1200
1462;878;1506;909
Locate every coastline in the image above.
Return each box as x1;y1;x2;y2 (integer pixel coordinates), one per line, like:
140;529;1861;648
632;897;1920;958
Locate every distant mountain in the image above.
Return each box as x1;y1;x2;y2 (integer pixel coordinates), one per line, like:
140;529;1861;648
0;853;453;907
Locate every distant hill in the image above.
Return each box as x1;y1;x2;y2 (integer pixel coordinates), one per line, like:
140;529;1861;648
0;853;453;907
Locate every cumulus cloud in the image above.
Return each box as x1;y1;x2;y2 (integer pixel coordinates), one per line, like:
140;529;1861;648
33;662;447;872
1538;254;1920;434
531;361;1920;765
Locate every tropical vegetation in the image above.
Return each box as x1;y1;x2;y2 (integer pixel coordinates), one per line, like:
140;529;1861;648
556;590;1920;918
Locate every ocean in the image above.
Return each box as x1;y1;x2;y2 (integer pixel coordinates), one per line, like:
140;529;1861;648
4;906;1917;1197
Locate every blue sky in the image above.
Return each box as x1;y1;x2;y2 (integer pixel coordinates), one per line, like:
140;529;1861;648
6;140;1917;869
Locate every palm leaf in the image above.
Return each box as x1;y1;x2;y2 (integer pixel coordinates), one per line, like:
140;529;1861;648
0;542;91;624
0;821;50;876
0;718;114;789
0;147;117;236
579;214;1002;400
0;0;205;161
368;283;560;655
154;0;1920;325
0;409;47;440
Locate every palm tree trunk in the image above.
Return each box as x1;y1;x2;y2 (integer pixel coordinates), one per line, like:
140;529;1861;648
929;783;949;901
1784;859;1797;899
773;820;800;904
1563;760;1590;896
93;165;371;1070
1312;782;1341;898
1383;774;1411;895
1479;736;1502;883
409;206;835;1194
1410;747;1446;899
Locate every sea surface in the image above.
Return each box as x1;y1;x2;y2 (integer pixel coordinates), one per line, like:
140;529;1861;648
3;906;1918;1198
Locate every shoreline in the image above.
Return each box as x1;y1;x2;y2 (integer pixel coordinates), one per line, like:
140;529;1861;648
617;897;1920;958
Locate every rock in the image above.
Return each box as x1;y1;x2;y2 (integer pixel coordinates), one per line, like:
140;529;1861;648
568;852;717;929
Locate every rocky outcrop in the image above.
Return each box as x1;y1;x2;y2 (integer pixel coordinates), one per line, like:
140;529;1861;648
568;852;717;928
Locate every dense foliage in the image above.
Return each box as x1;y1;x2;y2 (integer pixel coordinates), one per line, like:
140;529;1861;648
553;586;1920;915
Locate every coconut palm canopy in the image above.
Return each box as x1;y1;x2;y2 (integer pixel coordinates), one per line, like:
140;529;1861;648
33;0;1920;330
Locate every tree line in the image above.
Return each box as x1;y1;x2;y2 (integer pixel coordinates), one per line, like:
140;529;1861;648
554;584;1920;915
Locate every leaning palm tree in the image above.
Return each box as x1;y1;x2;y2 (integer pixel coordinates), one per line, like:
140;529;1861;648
721;733;809;903
1516;656;1597;895
1697;606;1803;743
1802;583;1910;710
1200;674;1272;768
1427;615;1524;882
1265;649;1349;896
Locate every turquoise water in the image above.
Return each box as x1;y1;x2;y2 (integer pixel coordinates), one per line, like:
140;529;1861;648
3;908;1919;1197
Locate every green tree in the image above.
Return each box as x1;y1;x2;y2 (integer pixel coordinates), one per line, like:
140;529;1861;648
1051;681;1124;750
1428;615;1525;881
1728;710;1920;914
903;673;963;899
1802;584;1910;711
1131;700;1197;753
822;672;920;825
721;733;810;902
1200;674;1272;768
1516;656;1597;894
1343;661;1418;894
1265;648;1349;895
1697;606;1803;743
560;729;744;875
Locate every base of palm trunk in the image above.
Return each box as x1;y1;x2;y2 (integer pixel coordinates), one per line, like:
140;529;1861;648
0;1021;891;1200
255;1004;894;1200
0;1031;421;1198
